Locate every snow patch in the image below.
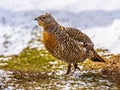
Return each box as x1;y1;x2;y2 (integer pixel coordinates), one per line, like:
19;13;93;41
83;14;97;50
84;19;120;54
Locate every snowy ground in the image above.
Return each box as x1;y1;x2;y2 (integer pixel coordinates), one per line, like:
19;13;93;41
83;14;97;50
0;0;120;55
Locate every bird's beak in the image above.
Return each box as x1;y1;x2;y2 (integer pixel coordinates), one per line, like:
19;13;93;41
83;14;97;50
34;18;38;21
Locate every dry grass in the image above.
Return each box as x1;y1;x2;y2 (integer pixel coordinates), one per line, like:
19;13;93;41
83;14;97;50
101;54;120;85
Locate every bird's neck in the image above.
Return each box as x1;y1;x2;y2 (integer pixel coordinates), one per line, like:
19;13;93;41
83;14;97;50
43;23;64;34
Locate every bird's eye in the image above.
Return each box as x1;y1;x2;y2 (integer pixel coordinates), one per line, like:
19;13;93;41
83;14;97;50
43;17;46;19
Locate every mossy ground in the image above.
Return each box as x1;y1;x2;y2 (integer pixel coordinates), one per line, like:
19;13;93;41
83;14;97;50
0;47;120;89
0;47;66;72
0;47;107;73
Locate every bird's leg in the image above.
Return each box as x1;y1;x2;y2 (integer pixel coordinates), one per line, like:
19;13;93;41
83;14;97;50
65;64;72;75
72;63;81;73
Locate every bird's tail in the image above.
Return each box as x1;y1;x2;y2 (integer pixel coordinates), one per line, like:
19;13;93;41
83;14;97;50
89;49;105;62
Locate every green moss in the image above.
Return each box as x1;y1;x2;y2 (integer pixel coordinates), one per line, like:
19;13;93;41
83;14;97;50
0;47;107;73
0;47;66;72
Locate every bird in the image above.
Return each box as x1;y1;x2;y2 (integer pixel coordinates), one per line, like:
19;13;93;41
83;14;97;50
34;13;105;74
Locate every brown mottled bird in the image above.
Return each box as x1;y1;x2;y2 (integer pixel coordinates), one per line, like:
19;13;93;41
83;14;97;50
35;13;105;74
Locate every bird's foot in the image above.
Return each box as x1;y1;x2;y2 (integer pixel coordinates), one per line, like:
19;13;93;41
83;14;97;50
65;64;72;75
72;64;81;74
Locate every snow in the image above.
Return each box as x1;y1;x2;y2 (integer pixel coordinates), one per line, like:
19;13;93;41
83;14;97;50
0;26;32;55
84;19;120;54
0;0;120;55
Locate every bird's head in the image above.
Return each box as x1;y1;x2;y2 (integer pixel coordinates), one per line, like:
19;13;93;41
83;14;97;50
34;13;57;28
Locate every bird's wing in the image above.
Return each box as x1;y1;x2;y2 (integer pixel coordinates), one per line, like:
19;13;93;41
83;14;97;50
64;27;94;49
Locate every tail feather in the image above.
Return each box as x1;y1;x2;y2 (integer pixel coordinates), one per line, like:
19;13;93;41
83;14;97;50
89;49;105;62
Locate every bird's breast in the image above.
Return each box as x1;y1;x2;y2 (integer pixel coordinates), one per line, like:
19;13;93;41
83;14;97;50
43;31;58;49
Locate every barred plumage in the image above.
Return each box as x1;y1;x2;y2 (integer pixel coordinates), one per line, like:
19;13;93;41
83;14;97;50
35;13;105;74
